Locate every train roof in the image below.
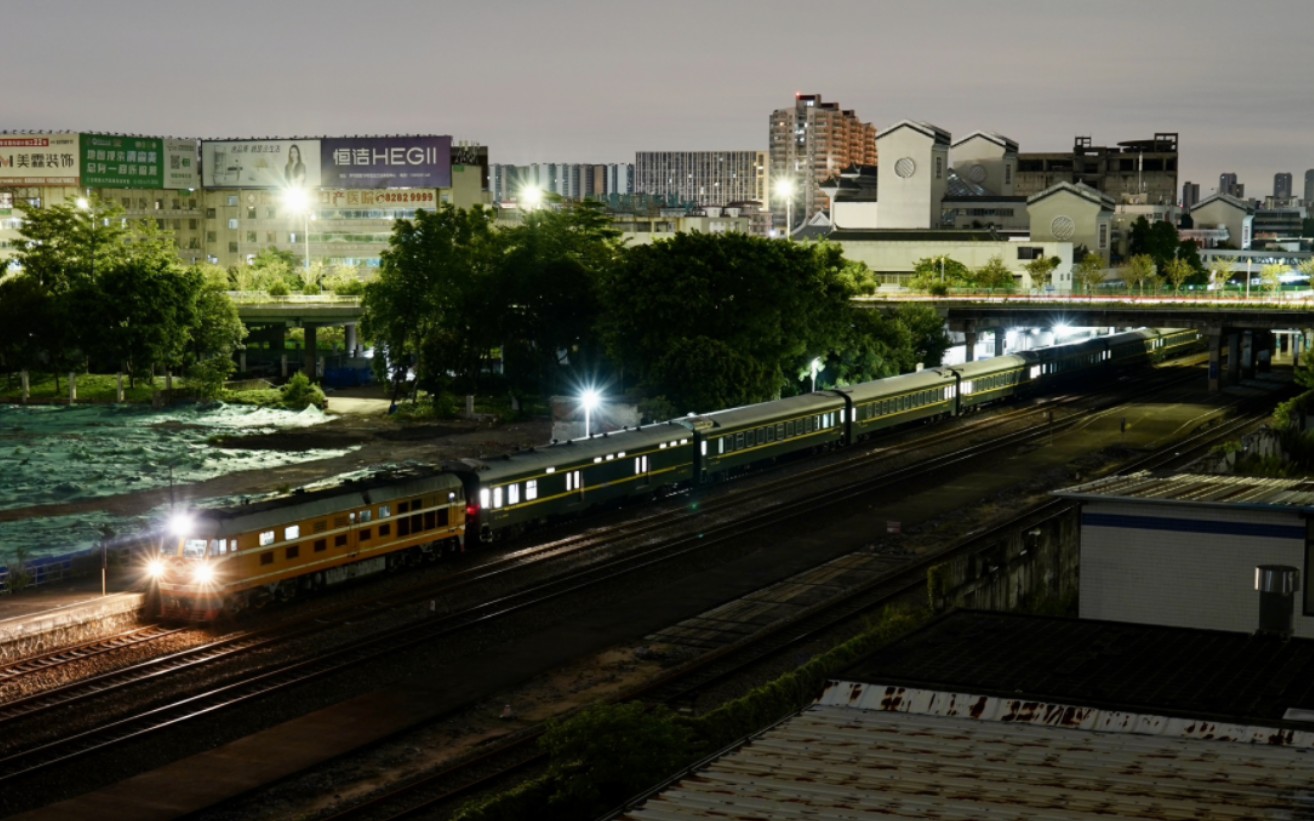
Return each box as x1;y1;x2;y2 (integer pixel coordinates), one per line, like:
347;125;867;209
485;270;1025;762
841;367;957;402
188;465;462;534
455;420;692;483
680;391;847;431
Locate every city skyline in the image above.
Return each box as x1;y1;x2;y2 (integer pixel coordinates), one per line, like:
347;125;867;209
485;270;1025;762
6;0;1312;200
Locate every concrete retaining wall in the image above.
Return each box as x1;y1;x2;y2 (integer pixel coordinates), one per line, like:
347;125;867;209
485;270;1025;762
0;593;146;662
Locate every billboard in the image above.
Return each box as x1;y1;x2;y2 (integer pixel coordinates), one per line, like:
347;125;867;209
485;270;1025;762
320;135;451;189
0;134;79;186
79;134;200;190
202;139;322;189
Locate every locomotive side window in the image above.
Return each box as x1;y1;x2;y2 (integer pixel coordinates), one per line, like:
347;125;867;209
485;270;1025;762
526;480;538;501
360;509;372;524
260;552;274;565
380;505;391;518
314;520;327;533
335;534;348;546
380;524;391;537
259;530;275;547
285;525;300;540
184;539;207;558
286;545;300;560
314;539;327;552
358;529;371;542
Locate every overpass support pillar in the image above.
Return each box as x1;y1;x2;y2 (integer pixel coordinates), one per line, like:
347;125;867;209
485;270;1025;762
1240;330;1256;381
1296;331;1304;369
303;323;319;382
993;328;1006;357
1227;332;1242;385
345;323;359;358
1256;330;1273;373
964;330;978;362
1207;329;1223;392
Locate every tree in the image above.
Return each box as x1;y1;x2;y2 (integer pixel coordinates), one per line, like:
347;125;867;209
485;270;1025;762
1210;257;1235;292
1121;254;1157;295
1024;256;1059;291
972;256;1016;292
540;702;690;816
1259;263;1285;297
1163;256;1194;294
908;256;969;292
11;196;127;294
1074;252;1107;295
1127;216;1181;271
362;205;501;402
599;233;867;409
186;283;246;398
492;202;625;395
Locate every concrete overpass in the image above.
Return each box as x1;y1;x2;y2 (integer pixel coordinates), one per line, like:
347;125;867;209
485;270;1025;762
229;293;363;377
858;295;1314;391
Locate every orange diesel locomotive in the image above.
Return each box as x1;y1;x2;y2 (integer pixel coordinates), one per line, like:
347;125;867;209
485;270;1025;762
149;466;466;621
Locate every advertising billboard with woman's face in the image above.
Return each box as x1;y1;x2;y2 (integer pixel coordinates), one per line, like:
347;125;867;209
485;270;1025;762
201;140;322;189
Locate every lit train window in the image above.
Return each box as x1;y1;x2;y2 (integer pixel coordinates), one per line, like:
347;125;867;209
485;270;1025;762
546;467;556;474
1030;366;1041;379
962;381;975;395
679;439;687;445
285;525;300;540
479;488;490;508
508;484;520;505
493;487;504;509
183;539;206;558
526;480;538;500
259;530;275;547
380;505;391;518
605;454;615;461
717;438;724;454
360;509;373;523
618;452;626;458
635;455;648;474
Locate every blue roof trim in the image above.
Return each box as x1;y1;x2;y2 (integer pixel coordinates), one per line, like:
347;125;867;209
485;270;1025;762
1082;512;1304;540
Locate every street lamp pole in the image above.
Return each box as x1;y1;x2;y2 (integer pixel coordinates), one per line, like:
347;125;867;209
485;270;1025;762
581;389;600;438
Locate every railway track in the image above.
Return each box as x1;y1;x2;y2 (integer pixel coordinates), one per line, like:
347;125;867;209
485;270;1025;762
0;625;186;694
0;356;1268;811
313;400;1272;821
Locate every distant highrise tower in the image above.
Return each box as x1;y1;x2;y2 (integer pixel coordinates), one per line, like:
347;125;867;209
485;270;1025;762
1274;172;1293;202
1182;181;1200;210
635;151;767;207
769;93;877;231
1305;169;1314;208
1219;172;1240;197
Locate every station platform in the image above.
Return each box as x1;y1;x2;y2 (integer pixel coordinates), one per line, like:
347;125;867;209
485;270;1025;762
0;570;147;657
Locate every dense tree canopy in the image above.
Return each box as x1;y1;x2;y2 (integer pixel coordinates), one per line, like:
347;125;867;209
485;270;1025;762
598;233;875;411
1;197;245;394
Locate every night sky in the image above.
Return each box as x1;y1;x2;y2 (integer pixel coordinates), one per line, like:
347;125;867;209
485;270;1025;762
8;0;1312;198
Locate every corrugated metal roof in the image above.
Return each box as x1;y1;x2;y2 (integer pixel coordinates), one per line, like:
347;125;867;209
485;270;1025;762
1055;471;1314;512
617;693;1314;820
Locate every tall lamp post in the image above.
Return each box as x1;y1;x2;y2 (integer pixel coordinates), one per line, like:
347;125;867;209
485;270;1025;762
773;178;795;239
581;388;600;438
520;185;543;218
76;196;97;277
281;187;313;271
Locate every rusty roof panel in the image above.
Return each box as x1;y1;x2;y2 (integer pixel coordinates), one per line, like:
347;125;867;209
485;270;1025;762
616;701;1314;820
1055;472;1314;511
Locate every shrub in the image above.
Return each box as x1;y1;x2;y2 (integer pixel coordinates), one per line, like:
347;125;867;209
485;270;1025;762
280;372;326;410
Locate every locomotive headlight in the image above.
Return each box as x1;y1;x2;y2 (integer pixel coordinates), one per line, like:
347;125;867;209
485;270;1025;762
146;558;166;579
192;563;215;585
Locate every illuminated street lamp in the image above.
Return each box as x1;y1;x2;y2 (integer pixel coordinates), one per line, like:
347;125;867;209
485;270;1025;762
809;357;823;392
773;178;795;239
281;187;313;270
76;196;97;278
520;185;543;216
580;388;601;438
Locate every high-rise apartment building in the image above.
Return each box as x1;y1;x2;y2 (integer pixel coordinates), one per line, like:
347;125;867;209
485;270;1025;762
768;93;877;231
1219;172;1240;198
1305;170;1314;208
1274;172;1293;202
635;151;766;207
1182;181;1200;210
488;162;634;203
